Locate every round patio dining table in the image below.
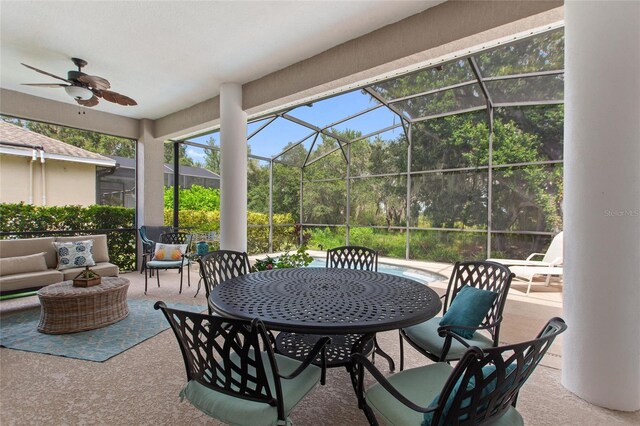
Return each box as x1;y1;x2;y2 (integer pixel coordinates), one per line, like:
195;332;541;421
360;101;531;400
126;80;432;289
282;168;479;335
210;267;441;368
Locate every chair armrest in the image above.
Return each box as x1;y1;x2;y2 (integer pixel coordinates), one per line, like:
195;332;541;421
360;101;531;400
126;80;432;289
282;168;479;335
437;317;503;359
279;336;331;381
526;253;545;261
350;353;439;414
549;257;563;266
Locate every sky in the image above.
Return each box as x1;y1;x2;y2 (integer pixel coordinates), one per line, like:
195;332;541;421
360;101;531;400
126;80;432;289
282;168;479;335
184;89;405;162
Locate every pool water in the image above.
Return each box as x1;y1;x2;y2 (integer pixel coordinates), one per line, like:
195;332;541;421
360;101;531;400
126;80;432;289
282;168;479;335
307;258;442;284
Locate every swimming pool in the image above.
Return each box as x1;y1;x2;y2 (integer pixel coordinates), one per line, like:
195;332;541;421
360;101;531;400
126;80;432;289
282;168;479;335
307;258;443;284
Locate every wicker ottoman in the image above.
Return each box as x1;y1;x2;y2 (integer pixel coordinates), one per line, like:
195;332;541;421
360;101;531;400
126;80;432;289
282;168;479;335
37;277;129;334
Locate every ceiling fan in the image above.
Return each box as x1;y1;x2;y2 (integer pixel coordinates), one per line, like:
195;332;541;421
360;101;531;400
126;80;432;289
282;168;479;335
21;57;137;107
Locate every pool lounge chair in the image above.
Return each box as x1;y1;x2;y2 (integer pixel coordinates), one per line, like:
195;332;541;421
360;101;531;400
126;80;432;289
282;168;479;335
488;231;563;268
509;264;563;295
488;232;563;295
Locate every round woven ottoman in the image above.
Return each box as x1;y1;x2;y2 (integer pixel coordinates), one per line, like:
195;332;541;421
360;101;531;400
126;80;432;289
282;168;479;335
37;277;129;334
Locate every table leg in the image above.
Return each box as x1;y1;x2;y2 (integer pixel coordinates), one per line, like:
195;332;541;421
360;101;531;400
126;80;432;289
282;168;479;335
372;336;395;372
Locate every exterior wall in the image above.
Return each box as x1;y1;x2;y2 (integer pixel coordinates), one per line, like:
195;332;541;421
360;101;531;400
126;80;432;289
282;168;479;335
0;154;96;206
0;155;32;203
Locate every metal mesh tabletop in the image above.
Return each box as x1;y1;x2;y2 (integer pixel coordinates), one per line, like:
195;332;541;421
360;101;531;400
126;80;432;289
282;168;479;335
210;268;441;334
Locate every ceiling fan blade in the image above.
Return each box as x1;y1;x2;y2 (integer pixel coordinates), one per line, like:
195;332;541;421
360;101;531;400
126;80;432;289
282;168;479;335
100;89;137;106
78;74;111;91
22;83;70;88
77;96;99;107
21;63;71;83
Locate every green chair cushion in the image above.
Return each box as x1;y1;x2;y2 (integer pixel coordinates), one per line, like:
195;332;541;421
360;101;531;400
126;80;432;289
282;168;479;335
366;363;453;426
439;285;498;339
403;317;494;361
180;351;321;426
365;362;523;426
146;259;187;268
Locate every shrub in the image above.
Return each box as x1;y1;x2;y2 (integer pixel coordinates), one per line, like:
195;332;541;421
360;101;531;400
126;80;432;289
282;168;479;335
0;203;136;271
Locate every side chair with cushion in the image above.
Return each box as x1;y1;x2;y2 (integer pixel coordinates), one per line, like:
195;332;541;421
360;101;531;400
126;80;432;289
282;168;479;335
197;250;251;315
138;225;174;275
275;245;388;370
144;232;192;294
352;317;567;425
399;260;514;369
155;302;331;426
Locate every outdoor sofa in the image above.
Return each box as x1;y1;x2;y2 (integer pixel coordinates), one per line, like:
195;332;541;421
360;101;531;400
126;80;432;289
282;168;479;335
0;235;118;296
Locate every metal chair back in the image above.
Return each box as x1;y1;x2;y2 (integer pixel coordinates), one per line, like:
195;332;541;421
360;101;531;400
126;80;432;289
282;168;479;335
154;302;286;419
443;261;515;345
326;245;378;271
432;317;566;425
198;250;251;314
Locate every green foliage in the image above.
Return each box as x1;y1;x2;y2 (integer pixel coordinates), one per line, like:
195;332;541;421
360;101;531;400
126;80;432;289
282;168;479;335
251;246;313;272
164;142;196;167
164;185;220;211
0;203;136;270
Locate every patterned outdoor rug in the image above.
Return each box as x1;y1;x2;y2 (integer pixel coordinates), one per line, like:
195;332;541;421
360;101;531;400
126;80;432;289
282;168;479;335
0;300;204;362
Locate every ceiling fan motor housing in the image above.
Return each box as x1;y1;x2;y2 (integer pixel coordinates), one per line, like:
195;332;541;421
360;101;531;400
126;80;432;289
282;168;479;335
67;70;87;82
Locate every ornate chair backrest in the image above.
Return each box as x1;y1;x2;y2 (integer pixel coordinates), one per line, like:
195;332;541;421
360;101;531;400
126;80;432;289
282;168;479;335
443;261;515;344
326;246;378;271
155;302;285;418
159;232;193;254
198;250;251;308
431;317;567;425
139;226;174;252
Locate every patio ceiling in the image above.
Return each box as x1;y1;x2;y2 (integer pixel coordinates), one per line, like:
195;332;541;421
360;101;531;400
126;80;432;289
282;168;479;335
0;1;443;121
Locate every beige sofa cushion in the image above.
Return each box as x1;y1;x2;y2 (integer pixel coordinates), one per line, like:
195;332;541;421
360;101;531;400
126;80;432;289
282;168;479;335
0;237;58;269
0;252;48;276
61;263;119;281
55;235;110;263
0;270;63;293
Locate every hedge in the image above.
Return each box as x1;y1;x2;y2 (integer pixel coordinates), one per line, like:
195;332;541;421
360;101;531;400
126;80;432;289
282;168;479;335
0;203;136;271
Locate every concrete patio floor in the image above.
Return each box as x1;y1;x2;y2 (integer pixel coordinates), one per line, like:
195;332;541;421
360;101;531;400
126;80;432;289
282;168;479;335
2;256;637;425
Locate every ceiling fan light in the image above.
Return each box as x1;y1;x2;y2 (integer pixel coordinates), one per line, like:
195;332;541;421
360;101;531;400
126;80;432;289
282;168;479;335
64;86;93;100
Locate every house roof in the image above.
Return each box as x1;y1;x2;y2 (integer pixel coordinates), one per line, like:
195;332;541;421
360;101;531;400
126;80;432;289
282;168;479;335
0;122;116;167
106;155;220;179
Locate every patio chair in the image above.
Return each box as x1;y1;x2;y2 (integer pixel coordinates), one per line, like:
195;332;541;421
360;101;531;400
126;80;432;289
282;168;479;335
488;231;563;268
487;232;563;296
144;232;192;294
399;261;514;369
197;250;251;315
154;302;331;426
275;246;387;369
508;264;564;295
138;225;174;275
352;317;567;426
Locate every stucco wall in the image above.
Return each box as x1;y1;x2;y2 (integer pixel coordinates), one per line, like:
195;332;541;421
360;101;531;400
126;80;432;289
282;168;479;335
0;154;96;206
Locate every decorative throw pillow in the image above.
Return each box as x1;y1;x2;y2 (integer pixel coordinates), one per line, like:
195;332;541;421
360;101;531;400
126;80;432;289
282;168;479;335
422;363;518;426
153;243;187;261
439;285;498;339
53;240;95;270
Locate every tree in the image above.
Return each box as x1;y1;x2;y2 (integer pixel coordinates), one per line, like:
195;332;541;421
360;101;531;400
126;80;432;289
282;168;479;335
204;137;220;173
164;142;195;167
1;115;135;157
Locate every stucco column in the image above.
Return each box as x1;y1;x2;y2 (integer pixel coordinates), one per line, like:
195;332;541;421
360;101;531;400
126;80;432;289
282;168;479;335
137;118;165;232
562;0;640;411
219;83;248;252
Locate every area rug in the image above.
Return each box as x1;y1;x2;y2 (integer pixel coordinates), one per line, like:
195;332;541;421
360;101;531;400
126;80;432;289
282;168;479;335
0;300;204;362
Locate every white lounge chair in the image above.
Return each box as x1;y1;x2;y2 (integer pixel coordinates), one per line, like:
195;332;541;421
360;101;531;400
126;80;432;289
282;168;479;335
488;231;563;267
508;264;563;295
488;231;563;295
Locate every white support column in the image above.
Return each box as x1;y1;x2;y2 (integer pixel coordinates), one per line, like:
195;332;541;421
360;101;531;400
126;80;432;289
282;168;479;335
136;118;165;269
563;1;640;412
219;83;248;252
